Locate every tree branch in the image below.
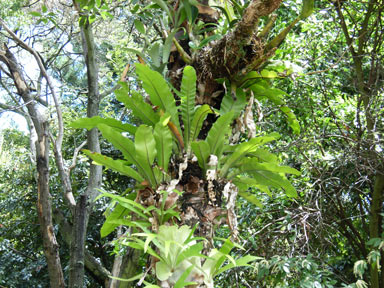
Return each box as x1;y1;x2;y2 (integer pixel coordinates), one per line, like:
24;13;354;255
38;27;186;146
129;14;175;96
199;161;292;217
0;18;64;149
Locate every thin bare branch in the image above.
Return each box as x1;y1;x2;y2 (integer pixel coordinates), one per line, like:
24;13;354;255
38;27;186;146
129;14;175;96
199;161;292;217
0;18;64;149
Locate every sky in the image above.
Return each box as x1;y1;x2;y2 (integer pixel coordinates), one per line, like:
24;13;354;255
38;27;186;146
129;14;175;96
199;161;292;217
0;112;29;134
0;41;45;135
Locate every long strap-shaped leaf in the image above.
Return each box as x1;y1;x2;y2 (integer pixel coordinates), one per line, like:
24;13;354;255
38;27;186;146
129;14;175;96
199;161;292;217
230;158;301;178
116;89;159;126
82;149;144;182
135;63;181;134
219;88;247;118
190;104;212;143
250;170;297;198
251;85;300;134
205;111;234;158
191;141;210;171
154;122;173;174
234;160;298;198
220;133;280;177
101;204;131;238
135;125;158;187
180;66;197;149
70;116;137;134
97;124;152;184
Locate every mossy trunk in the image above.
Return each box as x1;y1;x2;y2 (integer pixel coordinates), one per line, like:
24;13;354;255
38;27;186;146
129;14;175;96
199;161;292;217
369;174;384;288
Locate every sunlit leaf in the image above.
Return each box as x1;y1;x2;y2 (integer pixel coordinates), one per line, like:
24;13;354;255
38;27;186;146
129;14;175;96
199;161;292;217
82;149;144;182
190;104;212;142
191;141;210;171
115;88;159;126
154;122;173;173
180;66;197;149
206;111;234;158
135;63;181;133
135;125;157;186
70;116;136;134
219;88;246;118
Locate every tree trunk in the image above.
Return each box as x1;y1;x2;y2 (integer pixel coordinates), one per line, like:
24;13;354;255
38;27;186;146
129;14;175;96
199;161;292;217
54;208;111;285
69;195;87;287
0;43;65;287
69;3;103;286
369;174;384;288
36;122;66;288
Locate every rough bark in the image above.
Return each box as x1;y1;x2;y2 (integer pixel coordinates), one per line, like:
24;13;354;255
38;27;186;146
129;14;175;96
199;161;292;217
117;249;141;288
54;208;111;285
108;228;140;288
369;174;384;288
69;3;103;286
69;195;88;287
0;43;65;287
36;122;66;288
108;227;124;288
167;0;284;107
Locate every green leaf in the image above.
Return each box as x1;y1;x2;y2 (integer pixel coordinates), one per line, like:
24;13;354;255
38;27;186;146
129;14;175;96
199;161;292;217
236;159;301;176
126;47;147;62
152;0;174;25
174;265;196;288
134;19;146;34
154;121;173;173
246;170;297;198
135;63;181;133
280;106;301;134
149;43;161;68
144;233;157;253
232;176;271;196
82;149;144;182
30;11;41;17
180;66;197;149
190;104;212;142
237;190;262;207
197;34;222;49
220;133;280;177
181;0;193;23
100;204;129;238
115;88;159;126
260;87;285;105
202;249;223;278
106;219;151;229
96;191;150;219
206;112;234;158
251;86;300;134
163;29;177;63
247;148;278;163
216;255;261;275
89;14;96;24
202;239;234;277
135;125;157;186
176;242;204;266
219;88;246;118
70;116;137;134
300;0;314;19
191;141;210;171
143;285;161;288
97;124;151;182
231;158;299;197
156;261;172;281
109;273;144;282
260;69;278;78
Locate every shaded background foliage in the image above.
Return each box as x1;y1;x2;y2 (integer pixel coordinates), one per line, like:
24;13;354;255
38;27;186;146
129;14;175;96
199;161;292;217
0;0;383;287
